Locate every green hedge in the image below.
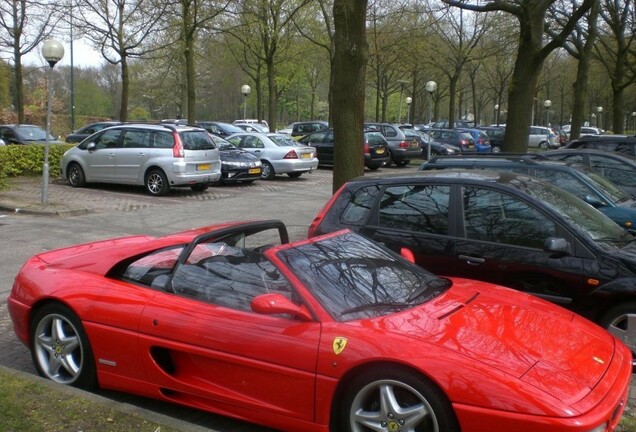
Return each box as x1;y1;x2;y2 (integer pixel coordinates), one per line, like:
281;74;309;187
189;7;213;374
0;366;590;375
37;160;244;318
0;144;75;189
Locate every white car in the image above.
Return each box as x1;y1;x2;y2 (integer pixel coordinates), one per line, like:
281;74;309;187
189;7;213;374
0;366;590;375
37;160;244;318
528;126;559;149
226;132;318;180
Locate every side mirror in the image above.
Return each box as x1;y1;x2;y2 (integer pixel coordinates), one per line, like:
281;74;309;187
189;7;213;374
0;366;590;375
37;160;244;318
584;195;606;208
544;237;571;256
251;293;313;321
87;142;97;151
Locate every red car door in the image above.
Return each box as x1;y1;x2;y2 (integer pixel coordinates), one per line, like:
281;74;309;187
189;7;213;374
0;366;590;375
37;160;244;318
137;256;321;422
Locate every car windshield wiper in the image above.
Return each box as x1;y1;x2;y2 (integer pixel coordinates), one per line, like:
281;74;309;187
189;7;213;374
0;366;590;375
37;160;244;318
407;278;452;302
340;302;412;317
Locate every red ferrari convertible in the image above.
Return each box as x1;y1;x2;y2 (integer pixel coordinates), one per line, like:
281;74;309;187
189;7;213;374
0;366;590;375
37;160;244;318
8;220;632;432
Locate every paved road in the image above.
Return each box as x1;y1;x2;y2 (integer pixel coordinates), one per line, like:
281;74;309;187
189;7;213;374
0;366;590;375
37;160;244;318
0;166;408;431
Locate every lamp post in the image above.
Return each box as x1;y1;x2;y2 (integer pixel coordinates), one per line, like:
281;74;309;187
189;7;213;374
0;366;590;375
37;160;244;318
425;80;437;126
405;96;412;124
494;104;499;126
632;112;636;132
597;106;603;129
544;99;551;127
41;39;64;205
591;113;596;126
241;84;251;120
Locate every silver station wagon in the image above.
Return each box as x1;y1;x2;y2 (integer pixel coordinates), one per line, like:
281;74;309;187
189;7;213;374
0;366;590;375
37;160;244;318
60;124;221;195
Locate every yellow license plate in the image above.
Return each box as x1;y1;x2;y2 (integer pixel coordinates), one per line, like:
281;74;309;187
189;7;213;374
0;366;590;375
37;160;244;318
410;142;419;148
248;168;261;174
376;148;385;154
197;164;211;171
300;153;312;159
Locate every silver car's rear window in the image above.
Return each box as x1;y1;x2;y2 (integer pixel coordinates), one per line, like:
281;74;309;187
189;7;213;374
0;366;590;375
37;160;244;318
180;131;217;150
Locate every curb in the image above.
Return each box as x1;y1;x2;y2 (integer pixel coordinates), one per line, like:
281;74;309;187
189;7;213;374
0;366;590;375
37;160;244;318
0;201;90;216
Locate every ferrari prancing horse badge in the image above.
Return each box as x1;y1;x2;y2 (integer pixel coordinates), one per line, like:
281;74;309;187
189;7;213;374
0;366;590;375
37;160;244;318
333;337;348;355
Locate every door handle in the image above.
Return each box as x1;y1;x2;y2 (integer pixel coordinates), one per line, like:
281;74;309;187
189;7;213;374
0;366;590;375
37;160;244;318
458;255;485;265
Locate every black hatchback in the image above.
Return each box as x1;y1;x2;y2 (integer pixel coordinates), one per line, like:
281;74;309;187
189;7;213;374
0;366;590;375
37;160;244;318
309;169;636;361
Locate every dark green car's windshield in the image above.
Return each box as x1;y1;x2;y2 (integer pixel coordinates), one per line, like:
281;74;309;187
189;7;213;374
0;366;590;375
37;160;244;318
276;232;451;321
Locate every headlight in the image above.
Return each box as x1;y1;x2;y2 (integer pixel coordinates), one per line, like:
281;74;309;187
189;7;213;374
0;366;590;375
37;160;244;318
585;424;607;432
222;161;253;168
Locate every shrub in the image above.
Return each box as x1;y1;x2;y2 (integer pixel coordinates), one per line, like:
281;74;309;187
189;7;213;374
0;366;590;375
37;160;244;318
0;144;75;189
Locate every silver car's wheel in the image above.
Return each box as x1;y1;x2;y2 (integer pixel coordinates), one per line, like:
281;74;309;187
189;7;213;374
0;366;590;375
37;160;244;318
601;303;636;363
261;161;275;180
339;369;459;432
67;163;85;187
145;169;170;196
539;141;548;150
31;304;96;388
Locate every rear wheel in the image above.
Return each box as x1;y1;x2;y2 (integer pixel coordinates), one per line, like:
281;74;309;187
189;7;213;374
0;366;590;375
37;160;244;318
287;172;302;179
492;145;501;153
67;163;85;187
261;161;275;180
539;141;548;150
338;367;459;432
31;304;97;389
145;169;170;196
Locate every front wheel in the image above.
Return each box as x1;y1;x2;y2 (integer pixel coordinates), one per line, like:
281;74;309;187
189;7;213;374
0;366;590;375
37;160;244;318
145;169;170;196
67;163;86;187
600;303;636;358
31;304;97;389
338;368;459;432
190;183;209;192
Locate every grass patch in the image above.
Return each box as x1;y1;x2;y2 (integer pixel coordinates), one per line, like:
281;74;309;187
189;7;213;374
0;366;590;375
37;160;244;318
0;368;180;432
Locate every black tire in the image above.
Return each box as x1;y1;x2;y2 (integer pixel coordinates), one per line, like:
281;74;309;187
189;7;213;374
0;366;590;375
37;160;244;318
367;165;380;171
145;169;170;196
30;303;97;389
337;367;459;432
539;141;548;150
67;163;86;187
190;183;209;192
261;161;275;180
600;303;636;355
492;145;502;153
287;172;302;179
386;152;394;167
395;160;410;167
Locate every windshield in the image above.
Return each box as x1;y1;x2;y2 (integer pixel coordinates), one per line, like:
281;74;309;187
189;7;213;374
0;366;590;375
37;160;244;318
268;134;299;147
277;232;451;321
585;170;633;205
209;134;235;150
508;175;631;244
15;125;54;141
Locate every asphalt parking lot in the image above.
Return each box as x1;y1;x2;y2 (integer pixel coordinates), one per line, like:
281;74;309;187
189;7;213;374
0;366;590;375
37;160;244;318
1;164;635;431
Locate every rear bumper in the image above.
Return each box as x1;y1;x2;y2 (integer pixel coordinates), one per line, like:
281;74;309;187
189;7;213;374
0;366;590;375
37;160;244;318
270;159;319;174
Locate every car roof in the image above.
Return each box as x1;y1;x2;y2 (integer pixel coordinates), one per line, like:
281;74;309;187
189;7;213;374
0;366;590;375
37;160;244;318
345;168;531;187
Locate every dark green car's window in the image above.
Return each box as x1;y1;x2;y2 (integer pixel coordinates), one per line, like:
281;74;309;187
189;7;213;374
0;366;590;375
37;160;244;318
463;187;556;248
378;185;450;234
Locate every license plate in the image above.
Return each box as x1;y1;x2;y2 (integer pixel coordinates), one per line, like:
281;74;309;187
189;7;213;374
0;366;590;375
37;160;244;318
410;142;419;148
300;153;312;159
197;164;211;171
376;148;385;155
248;168;261;174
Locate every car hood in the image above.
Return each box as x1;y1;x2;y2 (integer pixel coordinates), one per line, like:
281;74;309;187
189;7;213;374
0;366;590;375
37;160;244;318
220;149;259;162
379;278;614;405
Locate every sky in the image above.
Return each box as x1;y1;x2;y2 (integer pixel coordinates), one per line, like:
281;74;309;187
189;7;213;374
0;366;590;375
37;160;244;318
20;37;104;69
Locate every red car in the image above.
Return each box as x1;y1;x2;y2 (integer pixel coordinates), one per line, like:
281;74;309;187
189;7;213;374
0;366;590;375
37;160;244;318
8;220;632;432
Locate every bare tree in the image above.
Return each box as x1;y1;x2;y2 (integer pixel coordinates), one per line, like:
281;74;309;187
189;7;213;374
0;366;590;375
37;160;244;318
332;0;368;192
74;0;171;121
593;0;635;133
442;0;595;151
0;0;62;122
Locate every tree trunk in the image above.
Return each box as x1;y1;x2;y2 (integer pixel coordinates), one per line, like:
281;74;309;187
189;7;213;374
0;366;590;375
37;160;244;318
570;57;591;141
448;74;459;128
332;0;368;193
14;51;24;123
267;55;276;132
119;56;129;121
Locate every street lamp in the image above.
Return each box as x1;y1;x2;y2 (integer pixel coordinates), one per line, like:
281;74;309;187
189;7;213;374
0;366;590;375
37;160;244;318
40;39;64;205
425;81;437;125
494;104;499;126
241;84;251;120
405;96;412;124
597;106;603;129
425;80;437;160
544;99;552;127
591;113;596;126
